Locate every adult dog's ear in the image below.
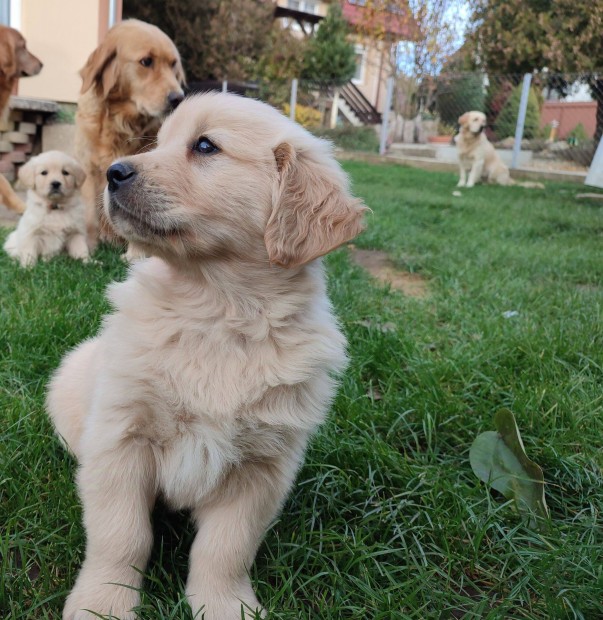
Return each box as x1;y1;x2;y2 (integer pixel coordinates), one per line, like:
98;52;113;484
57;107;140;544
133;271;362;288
0;36;17;79
265;142;367;268
174;54;186;87
80;39;118;96
18;157;36;189
458;112;470;127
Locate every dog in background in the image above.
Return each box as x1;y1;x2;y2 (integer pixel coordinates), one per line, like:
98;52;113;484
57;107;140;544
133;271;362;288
4;151;88;266
75;19;185;254
0;24;42;214
47;93;367;620
455;111;544;189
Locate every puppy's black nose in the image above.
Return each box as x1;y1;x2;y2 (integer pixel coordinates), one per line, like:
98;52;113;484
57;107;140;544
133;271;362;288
167;91;184;110
50;180;61;189
107;162;137;192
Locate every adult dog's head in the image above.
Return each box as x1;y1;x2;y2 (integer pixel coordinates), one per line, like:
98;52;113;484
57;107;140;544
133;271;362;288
0;25;42;82
80;19;185;118
104;93;367;269
458;111;487;136
19;151;86;204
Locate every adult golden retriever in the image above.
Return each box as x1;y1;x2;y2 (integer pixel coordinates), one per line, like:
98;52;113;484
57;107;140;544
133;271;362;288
0;24;42;214
455;111;544;189
47;93;367;620
4;150;87;266
455;111;513;187
75;19;184;251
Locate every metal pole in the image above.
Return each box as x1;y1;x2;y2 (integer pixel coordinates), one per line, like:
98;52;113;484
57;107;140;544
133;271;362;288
511;73;532;169
379;77;395;156
222;80;228;93
289;78;298;122
108;0;118;28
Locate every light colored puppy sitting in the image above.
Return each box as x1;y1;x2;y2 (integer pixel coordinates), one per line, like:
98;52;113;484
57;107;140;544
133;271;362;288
4;150;88;266
455;111;512;187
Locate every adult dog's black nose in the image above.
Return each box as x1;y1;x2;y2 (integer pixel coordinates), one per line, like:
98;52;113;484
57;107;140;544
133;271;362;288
107;162;137;192
167;91;184;110
50;180;61;189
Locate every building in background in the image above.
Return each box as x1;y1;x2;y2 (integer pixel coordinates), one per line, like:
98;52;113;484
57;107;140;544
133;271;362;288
0;0;122;103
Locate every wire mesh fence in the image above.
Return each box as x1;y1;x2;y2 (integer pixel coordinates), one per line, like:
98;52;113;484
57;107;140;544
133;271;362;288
390;71;603;173
187;71;602;175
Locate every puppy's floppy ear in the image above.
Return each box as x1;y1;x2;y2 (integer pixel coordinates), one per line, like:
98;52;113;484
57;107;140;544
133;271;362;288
265;142;367;268
458;113;470;126
70;160;86;188
18;157;36;189
80;39;118;96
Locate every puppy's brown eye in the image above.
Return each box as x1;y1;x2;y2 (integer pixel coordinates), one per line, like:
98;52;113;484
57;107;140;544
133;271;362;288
171;60;177;68
62;170;70;176
41;170;48;176
193;137;219;155
140;57;153;68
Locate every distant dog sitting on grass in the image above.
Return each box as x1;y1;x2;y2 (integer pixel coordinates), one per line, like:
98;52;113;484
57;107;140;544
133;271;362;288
3;151;88;267
455;111;544;189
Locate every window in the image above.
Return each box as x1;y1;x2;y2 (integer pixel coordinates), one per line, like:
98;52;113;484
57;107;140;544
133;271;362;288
353;44;366;84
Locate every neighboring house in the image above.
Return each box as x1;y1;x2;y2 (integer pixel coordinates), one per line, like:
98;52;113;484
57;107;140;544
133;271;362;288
275;0;416;123
1;0;123;103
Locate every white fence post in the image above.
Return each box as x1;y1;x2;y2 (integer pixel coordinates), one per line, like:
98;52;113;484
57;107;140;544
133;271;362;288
379;77;395;156
289;78;298;122
511;73;532;169
222;80;228;93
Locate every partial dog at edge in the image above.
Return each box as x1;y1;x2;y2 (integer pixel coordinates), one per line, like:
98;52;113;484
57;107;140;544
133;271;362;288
47;93;367;620
455;111;544;189
4;151;87;267
0;24;43;214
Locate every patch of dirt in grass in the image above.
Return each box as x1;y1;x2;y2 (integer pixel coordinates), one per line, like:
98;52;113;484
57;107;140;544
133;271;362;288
349;247;429;298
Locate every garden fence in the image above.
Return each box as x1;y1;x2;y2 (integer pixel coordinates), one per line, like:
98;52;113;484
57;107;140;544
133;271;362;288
189;71;603;175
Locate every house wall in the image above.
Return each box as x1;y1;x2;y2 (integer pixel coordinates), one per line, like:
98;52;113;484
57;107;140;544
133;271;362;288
354;39;389;113
17;0;122;103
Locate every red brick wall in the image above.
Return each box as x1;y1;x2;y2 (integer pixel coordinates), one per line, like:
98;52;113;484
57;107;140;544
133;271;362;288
541;101;597;139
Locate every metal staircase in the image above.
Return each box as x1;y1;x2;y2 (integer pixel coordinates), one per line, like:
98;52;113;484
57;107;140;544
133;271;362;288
340;82;382;125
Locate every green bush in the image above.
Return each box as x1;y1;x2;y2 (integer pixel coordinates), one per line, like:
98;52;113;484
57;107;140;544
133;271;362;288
568;122;589;144
311;125;379;152
495;85;541;139
436;73;486;126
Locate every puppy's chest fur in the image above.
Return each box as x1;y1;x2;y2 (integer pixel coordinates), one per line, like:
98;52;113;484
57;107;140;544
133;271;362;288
97;259;347;508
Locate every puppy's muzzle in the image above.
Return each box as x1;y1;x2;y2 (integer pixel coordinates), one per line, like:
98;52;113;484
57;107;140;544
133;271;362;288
107;162;137;193
50;180;61;190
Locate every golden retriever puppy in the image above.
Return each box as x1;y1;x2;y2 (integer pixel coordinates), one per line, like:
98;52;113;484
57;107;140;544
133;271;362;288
75;19;185;250
4;151;87;266
0;24;43;214
456;111;512;187
47;93;367;620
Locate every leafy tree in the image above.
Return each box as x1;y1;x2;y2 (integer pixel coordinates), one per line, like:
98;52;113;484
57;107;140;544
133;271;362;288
122;0;274;81
436;73;485;126
494;85;541;139
302;4;355;85
467;0;603;141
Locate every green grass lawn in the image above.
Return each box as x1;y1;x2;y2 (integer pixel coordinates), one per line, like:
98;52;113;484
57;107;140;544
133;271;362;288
1;163;602;619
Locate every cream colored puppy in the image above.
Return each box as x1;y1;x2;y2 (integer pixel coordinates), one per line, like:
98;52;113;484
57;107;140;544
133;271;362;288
46;93;367;620
455;111;512;187
4;151;88;266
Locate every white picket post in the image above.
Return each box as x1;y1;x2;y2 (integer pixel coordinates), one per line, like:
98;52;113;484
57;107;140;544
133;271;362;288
511;73;532;169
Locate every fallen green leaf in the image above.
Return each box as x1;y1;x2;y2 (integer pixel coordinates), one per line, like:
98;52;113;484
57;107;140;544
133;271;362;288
470;408;549;528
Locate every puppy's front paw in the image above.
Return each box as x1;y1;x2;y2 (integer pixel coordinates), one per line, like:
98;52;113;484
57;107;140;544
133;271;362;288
63;580;139;620
465;182;475;188
457;180;466;187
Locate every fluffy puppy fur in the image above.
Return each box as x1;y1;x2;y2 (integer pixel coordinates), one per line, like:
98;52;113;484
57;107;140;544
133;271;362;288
75;19;184;250
47;93;367;620
0;24;42;214
4;151;87;266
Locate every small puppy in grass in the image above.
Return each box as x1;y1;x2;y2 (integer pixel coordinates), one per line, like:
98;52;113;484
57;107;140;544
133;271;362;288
46;93;367;620
4;151;88;267
455;111;544;189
